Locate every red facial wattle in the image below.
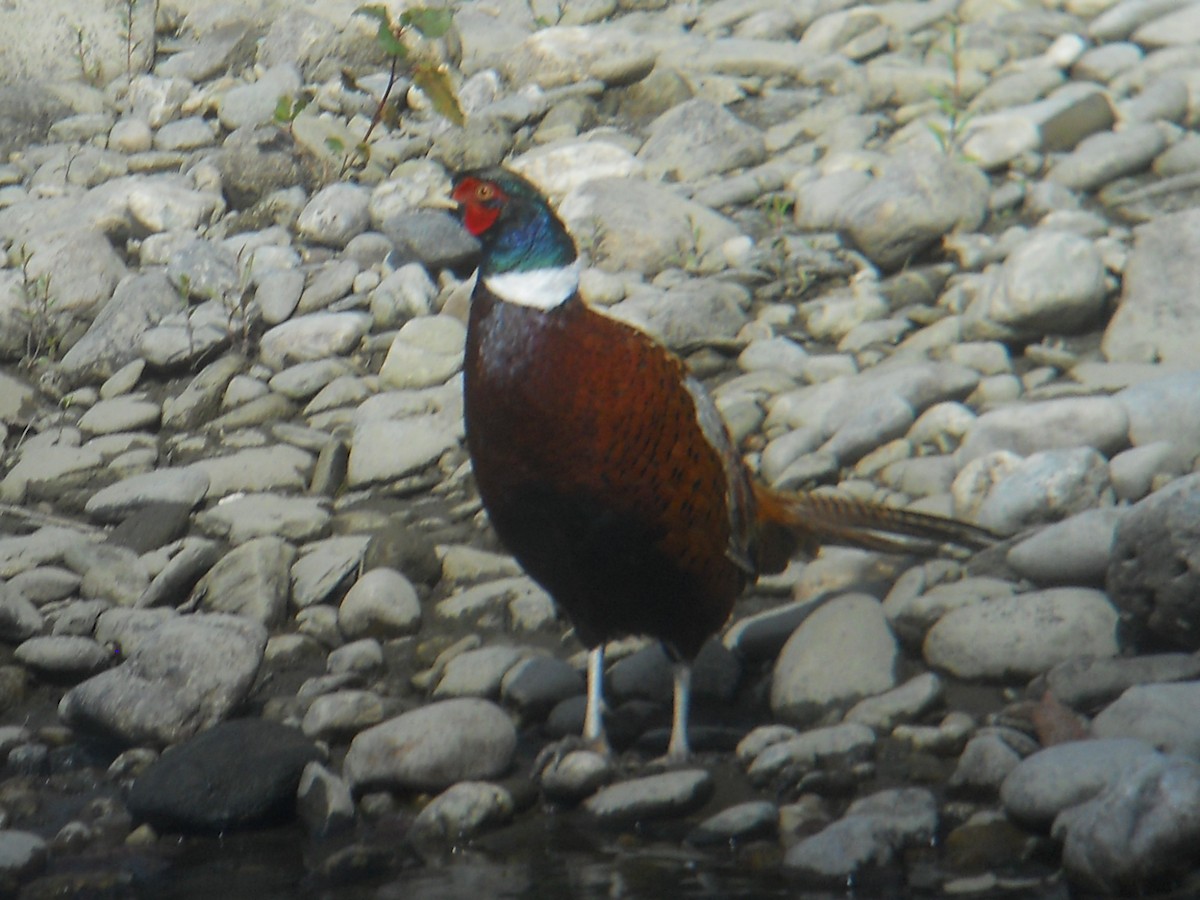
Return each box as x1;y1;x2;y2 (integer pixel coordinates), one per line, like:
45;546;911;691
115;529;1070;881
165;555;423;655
462;202;501;236
452;177;504;236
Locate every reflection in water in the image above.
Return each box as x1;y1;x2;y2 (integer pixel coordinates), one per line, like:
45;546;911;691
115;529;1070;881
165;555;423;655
132;815;802;900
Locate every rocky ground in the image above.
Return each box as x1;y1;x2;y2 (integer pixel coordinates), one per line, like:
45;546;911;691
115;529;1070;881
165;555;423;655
2;0;1200;896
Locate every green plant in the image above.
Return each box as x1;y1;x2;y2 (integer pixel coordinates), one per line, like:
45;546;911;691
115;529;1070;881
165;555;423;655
350;5;462;172
225;249;260;355
273;94;310;126
758;193;795;231
74;25;103;86
925;16;974;156
119;0;139;80
15;246;61;369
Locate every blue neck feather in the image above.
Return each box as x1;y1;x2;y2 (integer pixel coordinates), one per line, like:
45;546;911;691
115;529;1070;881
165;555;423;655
479;186;577;277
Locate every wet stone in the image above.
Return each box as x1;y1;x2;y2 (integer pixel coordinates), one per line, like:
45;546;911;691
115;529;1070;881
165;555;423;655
783;788;938;882
539;749;613;804
344;699;517;794
583;769;714;826
127;719;321;832
1057;752;1200;894
1000;738;1161;829
410;782;515;848
688;800;779;846
297;762;356;838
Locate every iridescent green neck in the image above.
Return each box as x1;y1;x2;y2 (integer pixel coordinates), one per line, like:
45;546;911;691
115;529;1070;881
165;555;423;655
480;192;577;277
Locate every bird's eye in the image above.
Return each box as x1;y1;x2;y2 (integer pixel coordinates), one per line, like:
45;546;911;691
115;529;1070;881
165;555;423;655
476;183;496;201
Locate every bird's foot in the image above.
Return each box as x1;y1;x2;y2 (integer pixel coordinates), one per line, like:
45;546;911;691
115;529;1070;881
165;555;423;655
533;733;610;780
644;743;692;771
534;735;615;803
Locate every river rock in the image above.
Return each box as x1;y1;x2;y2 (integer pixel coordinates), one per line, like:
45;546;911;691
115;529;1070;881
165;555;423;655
583;769;713;825
784;788;938;881
410;781;515;848
924;588;1119;681
59;613;267;746
1091;682;1200;755
1103;209;1200;365
1107;473;1200;647
1000;738;1161;829
191;536;295;627
1056;752;1200;893
771;594;898;726
127;719;321;832
343;699;517;793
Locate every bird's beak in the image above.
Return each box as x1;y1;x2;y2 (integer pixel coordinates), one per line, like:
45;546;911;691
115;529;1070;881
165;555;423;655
425;194;459;210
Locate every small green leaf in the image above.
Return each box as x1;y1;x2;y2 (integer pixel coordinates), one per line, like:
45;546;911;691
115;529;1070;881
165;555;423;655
412;62;464;126
377;22;408;58
326;136;346;155
356;5;407;57
401;7;453;38
273;95;294;123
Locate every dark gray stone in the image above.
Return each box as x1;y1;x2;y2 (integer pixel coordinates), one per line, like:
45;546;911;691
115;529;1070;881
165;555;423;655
1057;753;1200;894
128;719;321;832
583;769;713;825
1108;473;1200;648
383;209;481;272
500;655;584;718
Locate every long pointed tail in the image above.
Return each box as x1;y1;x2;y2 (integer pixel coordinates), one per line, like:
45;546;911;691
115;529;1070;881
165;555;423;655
753;485;997;572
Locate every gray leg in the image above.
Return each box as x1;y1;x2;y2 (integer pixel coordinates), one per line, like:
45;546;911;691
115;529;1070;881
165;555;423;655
666;662;692;761
582;644;610;753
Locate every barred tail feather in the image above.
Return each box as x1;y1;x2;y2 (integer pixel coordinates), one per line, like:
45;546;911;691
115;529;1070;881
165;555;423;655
752;485;996;572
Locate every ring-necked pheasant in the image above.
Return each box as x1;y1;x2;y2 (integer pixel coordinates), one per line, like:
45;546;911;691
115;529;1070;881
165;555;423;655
452;168;993;760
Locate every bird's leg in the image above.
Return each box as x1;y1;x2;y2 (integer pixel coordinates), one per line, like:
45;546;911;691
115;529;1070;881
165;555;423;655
534;644;610;780
665;661;692;762
582;644;611;755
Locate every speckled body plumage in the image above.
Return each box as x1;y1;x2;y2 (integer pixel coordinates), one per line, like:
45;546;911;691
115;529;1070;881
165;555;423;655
465;286;751;659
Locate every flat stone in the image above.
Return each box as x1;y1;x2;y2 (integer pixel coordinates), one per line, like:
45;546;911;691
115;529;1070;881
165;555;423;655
258;312;372;368
194;493;331;544
1092;682;1200;755
1043;654;1200;712
1000;737;1161;828
688;800;778;846
346;417;459;487
771;594;898;726
584;769;713;825
13;636;111;678
746;722;876;786
127;719;320;832
1105;210;1200;366
433;646;529;700
783;788;937;881
192;536;295;628
410;782;515;848
344;699;517;793
84;467;210;523
924;588;1119;681
60;614;267;746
